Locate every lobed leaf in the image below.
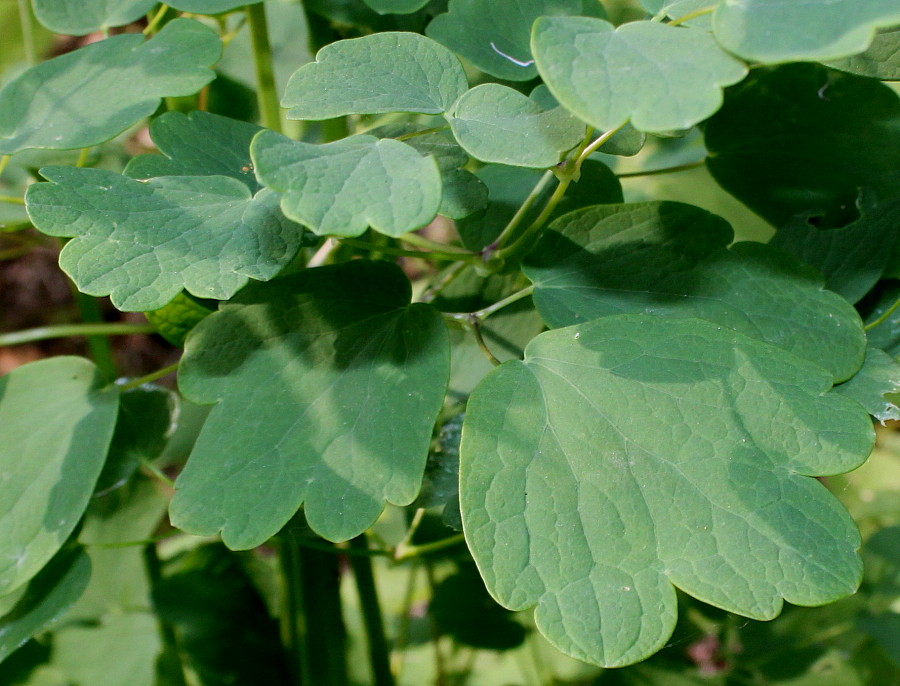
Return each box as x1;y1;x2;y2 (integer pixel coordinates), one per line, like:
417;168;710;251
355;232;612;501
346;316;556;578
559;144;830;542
0;19;221;155
523;202;867;382
461;314;874;667
426;0;583;81
531;17;747;133
713;0;900;64
30;0;156;36
446;84;586;168
26;167;306;311
826;27;900;80
251;130;441;237
0;358;118;597
144;292;215;348
283;32;467;120
170;261;450;547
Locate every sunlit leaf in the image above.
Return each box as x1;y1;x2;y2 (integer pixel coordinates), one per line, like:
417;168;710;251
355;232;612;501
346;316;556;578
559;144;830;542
827;27;900;80
166;0;262;12
30;0;156;36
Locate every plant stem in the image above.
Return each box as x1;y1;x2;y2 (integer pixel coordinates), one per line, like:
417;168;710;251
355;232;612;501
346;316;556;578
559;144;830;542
485;170;555;255
400;232;474;255
75;148;91;168
0;195;25;205
279;534;307;686
423;561;448;686
394;534;466;562
247;2;282;133
395;126;451;141
16;0;35;65
668;5;717;27
117;362;180;392
616;160;706;178
144;3;171;35
0;155;11;176
144;542;190;686
339;237;477;263
865;296;900;331
472;285;534;321
420;261;468;303
139;458;176;488
575;124;626;169
0;322;155;347
71;292;118;381
349;535;395;686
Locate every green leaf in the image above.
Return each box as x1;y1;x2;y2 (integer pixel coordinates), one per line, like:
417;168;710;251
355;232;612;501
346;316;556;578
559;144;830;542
705;64;900;229
416;414;464;524
523;202;867;382
166;0;262;12
362;0;430;14
0;546;91;663
125;111;263;192
170;261;450;546
446;84;585;168
144;292;215;348
827;27;900;80
460;314;873;667
0;357;119;596
771;194;900;304
26;167;306;311
531;17;747;134
283;32;467;120
426;0;583;81
251;130;441;238
0;19;221;155
30;0;156;36
456;160;622;251
834;347;900;423
865;284;900;358
96;385;178;496
712;0;900;64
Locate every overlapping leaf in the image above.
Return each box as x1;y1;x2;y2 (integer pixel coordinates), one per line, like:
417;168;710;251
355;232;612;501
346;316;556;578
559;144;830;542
144;292;215;348
0;357;118;596
170;261;450;547
446;84;585;168
251;130;441;237
705;64;900;228
283;32;467;120
523;202;867;382
531;17;747;133
713;0;900;63
167;0;262;12
827;27;900;80
26;167;305;311
426;0;583;81
834;347;900;423
30;0;156;36
362;0;431;15
0;19;221;155
866;284;900;358
461;314;873;667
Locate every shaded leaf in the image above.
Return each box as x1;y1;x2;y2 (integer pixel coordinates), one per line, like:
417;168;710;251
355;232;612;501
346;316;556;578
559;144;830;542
858;614;900;668
170;261;450;546
0;19;221;154
531;17;747;133
0;546;90;663
523;202;866;382
166;0;262;11
26;167;306;311
834;347;900;423
461;314;873;667
705;64;900;229
251;130;441;237
712;0;900;64
416;413;464;514
771;195;900;304
125;111;263;192
283;32;467;120
144;292;215;348
827;27;900;80
0;357;118;597
30;0;156;36
447;84;585;168
426;0;583;81
865;283;900;358
362;0;431;15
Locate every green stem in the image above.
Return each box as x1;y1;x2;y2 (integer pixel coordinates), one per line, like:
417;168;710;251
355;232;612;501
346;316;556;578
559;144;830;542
339;237;476;263
16;0;35;65
279;535;307;686
0;322;155;347
865;296;900;331
575;124;626;170
400;232;474;255
394;534;466;562
0;195;25;205
349;535;396;686
486;170;555;254
493;179;571;263
668;5;716;27
139;458;176;488
423;562;448;686
419;261;468;303
617;160;706;178
116;362;180;392
247;2;282;133
390;563;420;678
144;543;190;686
71;291;118;380
395;126;451;141
472;285;534;321
75;148;91;168
0;155;10;176
143;3;171;35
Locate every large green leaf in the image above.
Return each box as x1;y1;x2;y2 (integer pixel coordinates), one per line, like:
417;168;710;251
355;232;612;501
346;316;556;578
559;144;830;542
0;357;119;596
446;84;585;168
144;292;215;348
251;130;441;237
283;32;467;120
30;0;156;36
771;196;900;304
0;546;90;663
523;202;867;382
827;27;900;80
705;64;900;229
460;314;873;667
125;111;262;192
26;167;306;311
166;0;262;12
531;17;747;134
0;19;221;155
170;261;450;546
712;0;900;64
426;0;583;81
362;0;429;13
